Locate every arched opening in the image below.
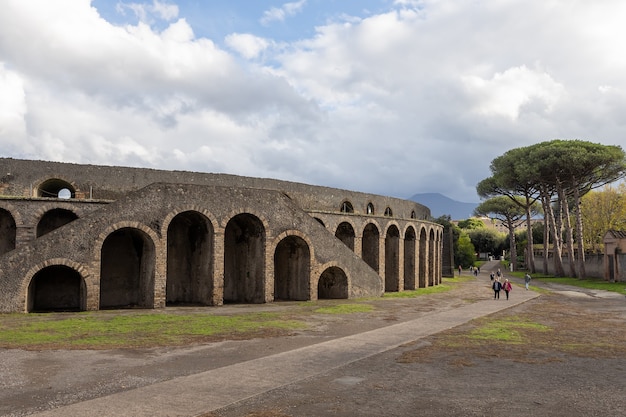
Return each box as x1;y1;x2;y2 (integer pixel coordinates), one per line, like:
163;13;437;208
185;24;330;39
385;225;400;292
318;266;348;299
0;208;16;256
37;178;76;199
366;203;375;215
429;229;436;286
274;235;310;301
404;227;416;290
384;207;393;217
419;228;427;288
224;213;266;304
100;227;156;309
411;210;417;219
28;265;85;312
340;201;354;213
362;223;380;272
335;222;355;251
36;208;78;237
166;211;214;306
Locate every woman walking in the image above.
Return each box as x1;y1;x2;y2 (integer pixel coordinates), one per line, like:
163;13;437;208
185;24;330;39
503;278;512;300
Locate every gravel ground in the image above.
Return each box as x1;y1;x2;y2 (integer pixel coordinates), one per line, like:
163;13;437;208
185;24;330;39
1;269;625;417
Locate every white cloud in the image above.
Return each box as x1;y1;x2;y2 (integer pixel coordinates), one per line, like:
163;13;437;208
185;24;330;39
225;33;270;59
116;0;179;23
1;0;626;203
462;66;564;120
260;0;307;25
0;64;27;141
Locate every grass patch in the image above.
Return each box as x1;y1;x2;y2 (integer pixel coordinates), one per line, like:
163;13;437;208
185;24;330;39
0;311;306;350
382;283;453;299
313;304;374;314
468;316;551;344
508;271;626;294
535;277;626;293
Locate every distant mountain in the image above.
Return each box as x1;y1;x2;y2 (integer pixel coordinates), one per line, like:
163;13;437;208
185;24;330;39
409;193;478;220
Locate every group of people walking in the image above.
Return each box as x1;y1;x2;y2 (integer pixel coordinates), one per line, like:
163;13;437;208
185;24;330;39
458;264;532;300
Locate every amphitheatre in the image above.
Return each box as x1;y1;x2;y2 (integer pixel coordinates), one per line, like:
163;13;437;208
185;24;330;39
0;157;448;313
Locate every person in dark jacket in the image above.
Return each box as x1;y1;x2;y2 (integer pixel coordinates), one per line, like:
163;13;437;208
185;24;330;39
492;278;502;299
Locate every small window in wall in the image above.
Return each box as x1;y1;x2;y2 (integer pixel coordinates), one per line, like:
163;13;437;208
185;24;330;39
366;203;375;215
37;178;76;199
384;207;393;217
340;201;354;213
411;210;416;219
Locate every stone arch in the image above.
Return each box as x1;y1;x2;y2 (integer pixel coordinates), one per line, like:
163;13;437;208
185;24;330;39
384;207;393;217
366;202;375;215
36;177;76;199
0;207;16;256
384;224;400;292
274;234;311;301
318;266;348;299
166;210;214;306
100;227;156;309
340;201;354;213
404;225;416;290
410;210;417;219
362;222;380;272
36;208;79;237
419;227;427;288
335;221;356;251
27;265;86;312
224;213;266;304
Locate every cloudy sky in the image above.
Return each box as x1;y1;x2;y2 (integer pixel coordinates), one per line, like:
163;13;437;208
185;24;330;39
1;0;625;203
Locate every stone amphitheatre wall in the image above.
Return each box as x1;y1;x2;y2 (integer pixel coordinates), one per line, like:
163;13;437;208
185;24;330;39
0;158;443;313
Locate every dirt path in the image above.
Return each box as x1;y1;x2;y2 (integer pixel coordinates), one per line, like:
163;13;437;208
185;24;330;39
1;267;625;417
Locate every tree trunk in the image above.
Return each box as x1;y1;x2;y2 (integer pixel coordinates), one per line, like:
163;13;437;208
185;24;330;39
541;192;549;274
573;185;587;279
543;185;565;276
525;193;536;273
559;184;577;277
507;218;517;271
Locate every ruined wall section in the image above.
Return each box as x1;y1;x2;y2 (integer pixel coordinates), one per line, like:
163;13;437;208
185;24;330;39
0;158;431;220
0;182;384;312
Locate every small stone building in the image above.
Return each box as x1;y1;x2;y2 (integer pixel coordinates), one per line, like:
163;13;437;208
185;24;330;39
604;230;626;282
0;158;444;313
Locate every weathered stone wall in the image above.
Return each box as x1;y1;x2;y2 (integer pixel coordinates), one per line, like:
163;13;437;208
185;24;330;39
0;158;430;219
534;254;607;279
0;158;444;313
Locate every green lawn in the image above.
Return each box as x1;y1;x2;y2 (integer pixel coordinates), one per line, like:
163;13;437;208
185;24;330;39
507;271;626;294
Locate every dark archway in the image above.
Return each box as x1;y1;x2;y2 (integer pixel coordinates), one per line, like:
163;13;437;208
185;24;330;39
340;201;354;213
100;228;156;309
28;265;85;312
419;228;427;288
274;235;310;301
429;229;436;286
385;225;400;292
335;222;355;251
404;226;416;290
37;178;76;199
166;211;214;306
318;266;348;299
0;208;16;256
224;213;266;303
362;223;380;272
36;208;78;237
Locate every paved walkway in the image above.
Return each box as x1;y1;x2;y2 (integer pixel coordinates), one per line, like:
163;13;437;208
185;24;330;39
30;262;541;417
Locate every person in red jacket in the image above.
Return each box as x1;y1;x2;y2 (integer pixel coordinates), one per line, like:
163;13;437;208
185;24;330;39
503;278;513;300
